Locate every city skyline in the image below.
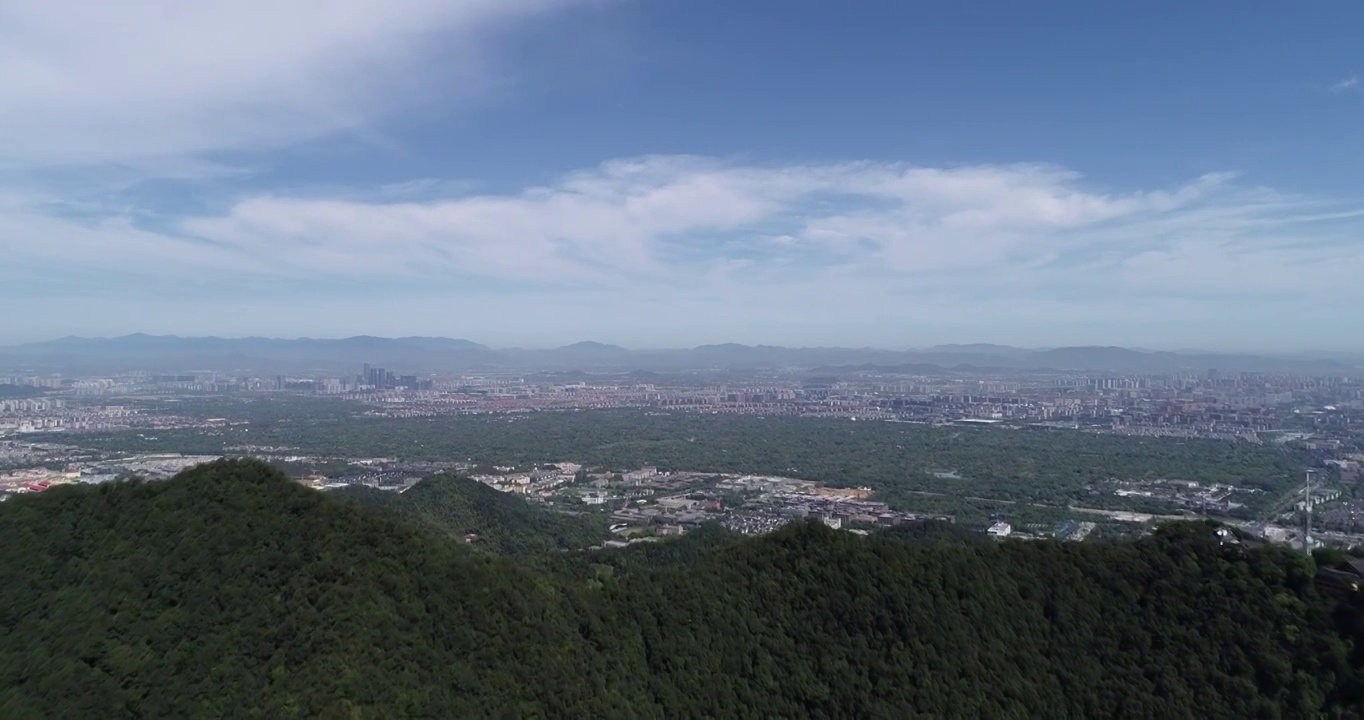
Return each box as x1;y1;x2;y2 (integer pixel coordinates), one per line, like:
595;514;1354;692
4;2;1364;349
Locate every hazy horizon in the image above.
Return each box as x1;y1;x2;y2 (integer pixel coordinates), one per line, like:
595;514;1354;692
4;331;1363;359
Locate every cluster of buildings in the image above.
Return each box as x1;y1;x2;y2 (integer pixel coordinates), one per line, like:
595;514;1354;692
0;466;81;497
9;361;1364;447
1097;478;1263;515
294;367;1364;443
986;520;1098;542
0;452;222;501
353;364;434;392
714;474;947;530
0;439;83;467
0;399;140;434
461;465;951;538
0;397;67;433
0;397;65;413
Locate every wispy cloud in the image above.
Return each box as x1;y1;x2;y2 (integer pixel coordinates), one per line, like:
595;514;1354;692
0;0;588;169
1329;75;1360;94
6;156;1363;319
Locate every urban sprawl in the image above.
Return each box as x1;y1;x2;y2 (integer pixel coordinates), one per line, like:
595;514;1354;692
4;362;1363;551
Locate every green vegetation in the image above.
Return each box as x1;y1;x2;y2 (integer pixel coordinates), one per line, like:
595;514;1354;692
58;408;1308;519
333;474;609;555
2;459;1361;718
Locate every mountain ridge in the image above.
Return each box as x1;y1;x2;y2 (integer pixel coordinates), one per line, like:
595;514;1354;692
0;334;1356;375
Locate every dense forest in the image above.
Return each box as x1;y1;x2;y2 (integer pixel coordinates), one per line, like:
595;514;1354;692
2;459;1361;718
58;406;1310;515
332;474;609;555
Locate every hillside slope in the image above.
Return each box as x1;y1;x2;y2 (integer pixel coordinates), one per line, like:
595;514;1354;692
0;461;622;718
1;459;1361;719
331;473;608;554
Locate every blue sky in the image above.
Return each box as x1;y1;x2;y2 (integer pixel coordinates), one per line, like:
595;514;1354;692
2;0;1362;351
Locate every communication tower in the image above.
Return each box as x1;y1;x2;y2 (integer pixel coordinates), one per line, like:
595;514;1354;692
1303;469;1314;554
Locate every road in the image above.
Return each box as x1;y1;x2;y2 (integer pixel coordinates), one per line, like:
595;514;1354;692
892;487;1192;523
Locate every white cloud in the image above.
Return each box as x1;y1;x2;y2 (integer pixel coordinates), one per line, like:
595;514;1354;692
0;0;587;168
6;155;1363;313
1330;75;1360;94
6;4;1361;347
0;198;263;276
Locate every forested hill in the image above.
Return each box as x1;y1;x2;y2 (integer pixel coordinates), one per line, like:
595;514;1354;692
2;459;1363;719
331;474;609;554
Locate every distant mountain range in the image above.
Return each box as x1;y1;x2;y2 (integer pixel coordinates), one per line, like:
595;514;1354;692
0;334;1357;375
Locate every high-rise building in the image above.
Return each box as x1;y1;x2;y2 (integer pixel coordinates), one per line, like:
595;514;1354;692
359;364;394;389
